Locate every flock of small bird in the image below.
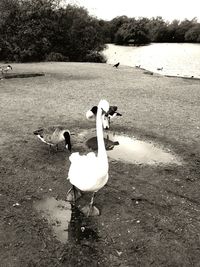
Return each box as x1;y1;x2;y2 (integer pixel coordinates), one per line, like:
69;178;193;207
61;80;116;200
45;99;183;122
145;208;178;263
113;62;164;72
34;100;122;216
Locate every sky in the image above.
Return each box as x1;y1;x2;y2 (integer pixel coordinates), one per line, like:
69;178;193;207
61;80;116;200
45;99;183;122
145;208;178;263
65;0;200;22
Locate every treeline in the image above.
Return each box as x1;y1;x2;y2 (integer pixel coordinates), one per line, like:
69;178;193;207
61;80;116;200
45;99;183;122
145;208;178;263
100;16;200;45
0;1;200;63
0;0;106;62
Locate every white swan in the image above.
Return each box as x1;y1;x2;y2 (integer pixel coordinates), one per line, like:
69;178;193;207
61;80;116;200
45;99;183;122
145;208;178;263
67;99;109;216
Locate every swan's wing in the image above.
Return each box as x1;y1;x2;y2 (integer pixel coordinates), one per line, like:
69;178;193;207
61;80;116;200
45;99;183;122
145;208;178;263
69;152;96;163
67;152;108;191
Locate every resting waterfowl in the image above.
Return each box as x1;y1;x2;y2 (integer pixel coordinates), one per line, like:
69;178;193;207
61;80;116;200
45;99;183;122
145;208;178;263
86;105;122;129
67;99;110;216
33;126;71;152
0;65;12;74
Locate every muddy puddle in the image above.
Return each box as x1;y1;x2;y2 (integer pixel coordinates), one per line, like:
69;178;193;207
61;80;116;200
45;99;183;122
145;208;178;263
85;131;181;165
34;197;99;243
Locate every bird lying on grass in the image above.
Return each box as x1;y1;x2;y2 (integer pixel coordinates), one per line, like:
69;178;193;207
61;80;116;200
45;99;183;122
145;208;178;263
0;65;12;74
33;126;71;152
67;100;110;217
86;105;122;129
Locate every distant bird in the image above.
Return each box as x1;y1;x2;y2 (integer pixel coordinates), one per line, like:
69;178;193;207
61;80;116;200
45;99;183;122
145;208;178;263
67;100;110;216
113;62;120;68
33;126;71;152
0;65;12;74
135;65;141;68
86;105;122;130
157;67;163;71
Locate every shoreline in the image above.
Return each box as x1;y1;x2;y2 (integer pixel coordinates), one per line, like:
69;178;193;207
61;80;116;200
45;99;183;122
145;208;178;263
137;66;200;80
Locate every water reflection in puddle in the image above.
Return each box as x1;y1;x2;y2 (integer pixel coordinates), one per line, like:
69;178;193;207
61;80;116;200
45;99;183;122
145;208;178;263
34;197;99;243
86;132;181;165
34;197;71;243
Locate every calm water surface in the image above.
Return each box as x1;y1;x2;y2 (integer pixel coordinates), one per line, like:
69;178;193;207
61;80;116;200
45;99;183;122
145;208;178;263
103;43;200;78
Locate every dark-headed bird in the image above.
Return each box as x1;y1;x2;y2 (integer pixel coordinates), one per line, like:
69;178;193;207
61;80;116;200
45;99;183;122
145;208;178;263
33;126;71;152
0;65;12;74
113;62;120;68
86;105;122;129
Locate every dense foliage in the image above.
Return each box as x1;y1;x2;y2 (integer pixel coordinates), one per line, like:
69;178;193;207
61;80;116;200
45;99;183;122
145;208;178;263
104;16;200;45
0;0;106;62
0;0;199;62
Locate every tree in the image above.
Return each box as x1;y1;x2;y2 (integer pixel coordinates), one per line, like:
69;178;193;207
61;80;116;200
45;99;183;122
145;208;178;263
185;24;200;42
114;18;150;45
0;1;106;62
109;16;129;43
174;18;197;42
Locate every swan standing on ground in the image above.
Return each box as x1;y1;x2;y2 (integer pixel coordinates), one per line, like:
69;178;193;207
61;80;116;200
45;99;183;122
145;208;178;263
33;126;71;152
86;105;122;129
67;100;110;216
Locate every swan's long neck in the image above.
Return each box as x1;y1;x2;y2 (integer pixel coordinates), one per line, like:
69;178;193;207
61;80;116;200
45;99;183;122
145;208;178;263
96;106;107;159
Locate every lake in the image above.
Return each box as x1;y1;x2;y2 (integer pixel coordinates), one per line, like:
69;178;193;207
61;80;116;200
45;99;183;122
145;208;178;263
103;43;200;79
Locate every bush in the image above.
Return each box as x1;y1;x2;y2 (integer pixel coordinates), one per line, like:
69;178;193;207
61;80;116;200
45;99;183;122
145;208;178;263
84;51;107;63
45;52;69;62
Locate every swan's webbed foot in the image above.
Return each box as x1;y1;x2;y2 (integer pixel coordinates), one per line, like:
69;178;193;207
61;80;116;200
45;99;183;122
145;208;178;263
66;186;82;202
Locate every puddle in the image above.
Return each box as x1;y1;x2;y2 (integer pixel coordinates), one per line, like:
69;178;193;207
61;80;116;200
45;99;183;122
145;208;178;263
34;197;72;243
86;132;181;165
34;197;99;243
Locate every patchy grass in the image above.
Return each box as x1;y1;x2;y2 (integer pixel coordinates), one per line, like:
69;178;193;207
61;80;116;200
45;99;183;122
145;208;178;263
0;62;200;266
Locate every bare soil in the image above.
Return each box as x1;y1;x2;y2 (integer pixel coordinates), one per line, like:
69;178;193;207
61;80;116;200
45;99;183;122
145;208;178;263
0;62;200;267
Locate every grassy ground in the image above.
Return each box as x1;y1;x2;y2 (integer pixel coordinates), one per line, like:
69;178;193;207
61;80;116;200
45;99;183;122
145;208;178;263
0;62;200;266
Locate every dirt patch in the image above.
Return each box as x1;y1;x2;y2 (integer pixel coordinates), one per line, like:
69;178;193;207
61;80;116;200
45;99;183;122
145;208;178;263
0;62;200;266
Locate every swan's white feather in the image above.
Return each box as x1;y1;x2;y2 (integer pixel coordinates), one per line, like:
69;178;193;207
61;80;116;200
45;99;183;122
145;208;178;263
68;100;109;194
68;151;108;192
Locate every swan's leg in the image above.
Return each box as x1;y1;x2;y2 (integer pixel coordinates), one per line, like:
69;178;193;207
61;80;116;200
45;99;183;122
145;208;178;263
66;186;75;202
73;185;81;201
81;192;99;217
87;192;95;217
90;192;95;206
56;144;59;151
66;185;82;202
